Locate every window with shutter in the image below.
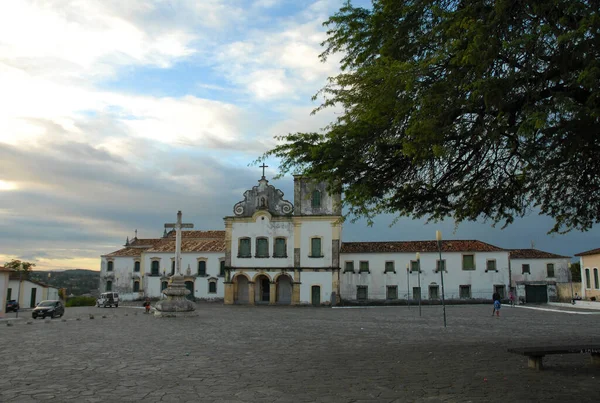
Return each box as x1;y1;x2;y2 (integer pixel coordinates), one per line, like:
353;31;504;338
239;238;251;257
107;261;113;272
209;281;217;293
310;238;322;257
546;263;555;277
386;286;398;300
256;238;269;257
344;261;354;273
274;238;286;257
385;261;395;273
359;261;369;273
133;281;140;292
462;255;475;270
197;261;206;276
522;264;531;274
106;281;112;291
219;261;225;277
311;190;321;208
436;260;446;272
486;260;497;271
357;286;368;301
134;261;140;272
410;260;419;273
151;261;159;276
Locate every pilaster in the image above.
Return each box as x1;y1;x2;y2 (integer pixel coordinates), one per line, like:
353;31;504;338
269;282;277;305
224;282;234;305
248;281;256;305
292;282;301;305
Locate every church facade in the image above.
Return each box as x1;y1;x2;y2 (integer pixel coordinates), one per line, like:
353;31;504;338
99;173;571;305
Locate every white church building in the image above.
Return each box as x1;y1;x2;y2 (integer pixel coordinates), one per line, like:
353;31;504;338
100;173;570;305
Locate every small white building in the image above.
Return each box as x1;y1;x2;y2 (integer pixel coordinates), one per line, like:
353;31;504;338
509;249;571;303
7;275;59;308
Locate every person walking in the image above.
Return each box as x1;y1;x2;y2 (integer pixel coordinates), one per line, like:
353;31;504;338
508;290;515;307
492;292;501;317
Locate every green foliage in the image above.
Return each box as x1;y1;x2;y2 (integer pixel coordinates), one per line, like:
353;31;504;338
263;0;600;233
65;296;97;307
4;259;35;277
28;269;99;296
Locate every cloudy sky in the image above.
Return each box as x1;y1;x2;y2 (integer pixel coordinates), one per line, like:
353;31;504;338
0;0;597;271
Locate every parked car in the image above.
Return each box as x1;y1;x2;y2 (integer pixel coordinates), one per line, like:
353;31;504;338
32;300;65;319
97;292;119;308
5;300;19;312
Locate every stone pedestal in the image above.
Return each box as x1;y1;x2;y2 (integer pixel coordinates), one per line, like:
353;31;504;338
154;275;196;317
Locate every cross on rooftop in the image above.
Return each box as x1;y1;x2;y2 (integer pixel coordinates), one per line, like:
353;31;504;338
164;211;194;275
260;163;268;178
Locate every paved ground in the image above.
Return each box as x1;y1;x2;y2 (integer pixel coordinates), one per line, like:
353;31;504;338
1;303;599;403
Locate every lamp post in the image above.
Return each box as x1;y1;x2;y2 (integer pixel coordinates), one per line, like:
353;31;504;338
436;230;447;328
416;252;422;317
406;263;410;308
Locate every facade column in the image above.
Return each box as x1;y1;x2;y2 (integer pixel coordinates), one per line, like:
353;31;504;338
248;281;256;305
292;269;301;305
224;282;234;305
269;282;277;305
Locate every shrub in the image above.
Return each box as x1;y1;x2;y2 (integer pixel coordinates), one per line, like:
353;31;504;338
65;296;97;307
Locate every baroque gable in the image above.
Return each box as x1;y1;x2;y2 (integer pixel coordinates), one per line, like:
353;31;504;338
233;178;293;217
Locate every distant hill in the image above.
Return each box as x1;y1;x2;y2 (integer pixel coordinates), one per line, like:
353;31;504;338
28;269;100;296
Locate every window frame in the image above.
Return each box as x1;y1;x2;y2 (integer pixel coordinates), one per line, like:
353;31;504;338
546;263;555;278
410;260;420;273
311;190;321;208
522;264;531;274
359;260;370;273
485;259;497;272
585;268;591;288
356;285;368;301
384;261;395;274
309;236;323;258
197;259;207;277
150;259;160;276
429;285;439;300
273;237;287;258
107;260;114;272
386;285;398;300
494;284;506;299
106;280;113;292
594;268;599;290
218;259;226;277
344;261;355;273
238;237;252;258
134;260;141;273
255;237;269;258
459;285;471;299
208;280;217;294
462;254;476;271
133;280;140;292
435;259;446;273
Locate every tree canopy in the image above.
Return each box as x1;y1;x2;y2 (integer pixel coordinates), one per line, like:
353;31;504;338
263;0;600;233
4;259;35;277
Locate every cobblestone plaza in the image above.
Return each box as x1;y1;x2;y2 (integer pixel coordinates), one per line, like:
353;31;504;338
1;304;599;402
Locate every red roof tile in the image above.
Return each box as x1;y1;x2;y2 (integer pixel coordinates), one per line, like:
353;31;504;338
104;247;145;257
128;238;163;247
509;249;570;259
165;230;225;239
147;239;225;253
340;240;505;253
575;247;600;257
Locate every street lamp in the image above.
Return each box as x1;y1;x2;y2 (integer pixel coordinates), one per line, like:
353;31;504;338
416;252;422;317
406;263;410;308
436;230;447;328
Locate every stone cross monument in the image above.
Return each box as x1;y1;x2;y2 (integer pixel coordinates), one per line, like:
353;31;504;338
154;210;197;317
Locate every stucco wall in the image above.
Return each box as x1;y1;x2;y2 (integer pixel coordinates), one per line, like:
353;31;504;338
299;220;336;268
510;258;570;284
299;271;334;305
0;272;8;317
7;279;54;308
339;251;510;301
580;254;600;299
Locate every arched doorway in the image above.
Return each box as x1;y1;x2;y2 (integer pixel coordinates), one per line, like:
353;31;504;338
185;281;194;300
254;274;271;304
234;275;250;304
276;274;293;304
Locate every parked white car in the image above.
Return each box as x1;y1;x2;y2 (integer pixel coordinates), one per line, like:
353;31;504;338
97;292;119;308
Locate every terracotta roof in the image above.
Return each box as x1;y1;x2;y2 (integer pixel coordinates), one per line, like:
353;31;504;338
147;238;226;253
165;230;225;239
104;247;145;257
575;247;600;257
340;240;505;253
509;249;570;259
128;238;163;247
0;266;14;273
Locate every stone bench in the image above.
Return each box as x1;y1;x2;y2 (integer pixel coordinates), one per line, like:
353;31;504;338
508;345;600;370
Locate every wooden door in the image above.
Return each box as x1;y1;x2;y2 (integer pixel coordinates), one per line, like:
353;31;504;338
311;286;320;306
30;288;37;308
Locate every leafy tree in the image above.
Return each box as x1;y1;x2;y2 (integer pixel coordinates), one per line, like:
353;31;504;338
263;0;600;233
4;259;35;278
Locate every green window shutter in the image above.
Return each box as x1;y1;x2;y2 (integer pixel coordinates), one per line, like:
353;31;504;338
522;264;530;274
198;261;206;276
344;261;354;272
209;282;217;293
312;190;321;208
107;261;113;272
275;238;286;257
385;262;394;273
410;260;419;272
133;281;140;292
486;260;496;271
240;238;250;257
547;263;555;277
151;261;159;276
257;238;268;257
359;261;369;273
106;281;112;291
161;281;168;291
311;238;321;257
462;255;475;270
134;261;140;272
219;261;225;276
436;260;445;272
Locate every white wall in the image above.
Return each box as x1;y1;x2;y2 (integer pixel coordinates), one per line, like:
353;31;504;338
510;258;570;284
299;220;335;268
299;271;333;304
339;251;510;301
0;272;8;317
231;215;295;268
8;279;53;308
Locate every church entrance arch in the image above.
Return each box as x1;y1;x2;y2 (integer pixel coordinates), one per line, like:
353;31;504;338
185;281;194;300
275;274;293;305
233;274;250;304
254;274;271;304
